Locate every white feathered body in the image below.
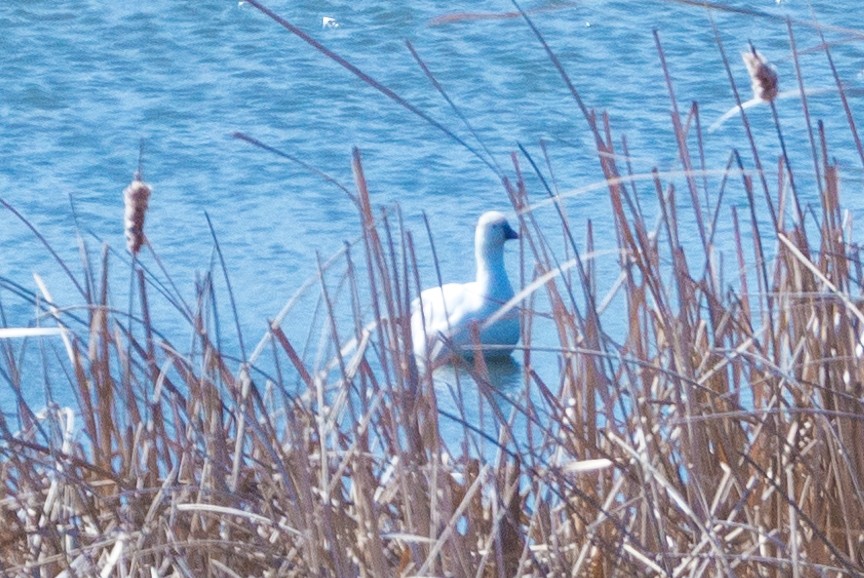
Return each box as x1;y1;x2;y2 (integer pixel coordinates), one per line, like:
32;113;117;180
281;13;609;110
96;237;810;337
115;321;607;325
411;211;520;362
411;281;519;360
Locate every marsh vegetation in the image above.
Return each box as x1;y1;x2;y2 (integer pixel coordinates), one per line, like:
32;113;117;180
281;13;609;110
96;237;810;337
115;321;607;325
2;1;864;576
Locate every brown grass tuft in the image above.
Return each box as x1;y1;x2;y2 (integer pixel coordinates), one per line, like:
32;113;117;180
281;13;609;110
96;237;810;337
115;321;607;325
742;48;779;102
123;172;151;255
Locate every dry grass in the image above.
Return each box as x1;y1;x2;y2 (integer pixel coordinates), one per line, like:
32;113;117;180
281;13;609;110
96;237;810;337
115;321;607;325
2;2;864;577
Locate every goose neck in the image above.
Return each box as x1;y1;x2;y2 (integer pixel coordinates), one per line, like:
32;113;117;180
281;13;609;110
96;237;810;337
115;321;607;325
475;245;510;294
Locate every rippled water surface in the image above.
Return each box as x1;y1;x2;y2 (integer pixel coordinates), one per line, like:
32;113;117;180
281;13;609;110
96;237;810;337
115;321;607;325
1;1;863;412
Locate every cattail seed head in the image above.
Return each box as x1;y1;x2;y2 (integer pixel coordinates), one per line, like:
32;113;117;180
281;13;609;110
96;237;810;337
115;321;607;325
742;49;778;102
123;172;151;255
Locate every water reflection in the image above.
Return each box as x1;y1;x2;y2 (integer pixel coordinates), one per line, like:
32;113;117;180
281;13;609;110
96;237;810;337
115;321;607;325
435;356;523;392
431;356;529;459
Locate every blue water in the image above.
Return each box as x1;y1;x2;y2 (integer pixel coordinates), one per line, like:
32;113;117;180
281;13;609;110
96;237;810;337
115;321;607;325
1;1;863;420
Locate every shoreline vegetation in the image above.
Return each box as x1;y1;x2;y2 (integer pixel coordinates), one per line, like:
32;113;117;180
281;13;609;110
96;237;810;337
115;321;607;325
3;2;864;576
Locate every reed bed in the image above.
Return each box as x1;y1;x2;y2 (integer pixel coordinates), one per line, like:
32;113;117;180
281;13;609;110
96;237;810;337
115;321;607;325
2;2;864;577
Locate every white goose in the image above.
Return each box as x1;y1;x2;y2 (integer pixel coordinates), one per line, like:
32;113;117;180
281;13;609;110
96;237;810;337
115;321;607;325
411;211;521;363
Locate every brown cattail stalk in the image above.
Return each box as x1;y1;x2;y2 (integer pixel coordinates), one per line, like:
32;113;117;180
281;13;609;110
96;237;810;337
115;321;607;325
742;48;778;102
123;169;151;255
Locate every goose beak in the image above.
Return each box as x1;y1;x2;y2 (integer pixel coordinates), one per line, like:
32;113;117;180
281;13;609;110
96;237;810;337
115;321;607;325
504;223;519;240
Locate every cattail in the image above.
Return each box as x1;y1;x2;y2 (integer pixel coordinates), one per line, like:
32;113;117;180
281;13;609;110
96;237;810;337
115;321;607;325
742;48;778;102
123;169;151;255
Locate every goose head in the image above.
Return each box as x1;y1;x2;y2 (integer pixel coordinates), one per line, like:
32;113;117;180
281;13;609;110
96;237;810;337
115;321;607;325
475;211;519;257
